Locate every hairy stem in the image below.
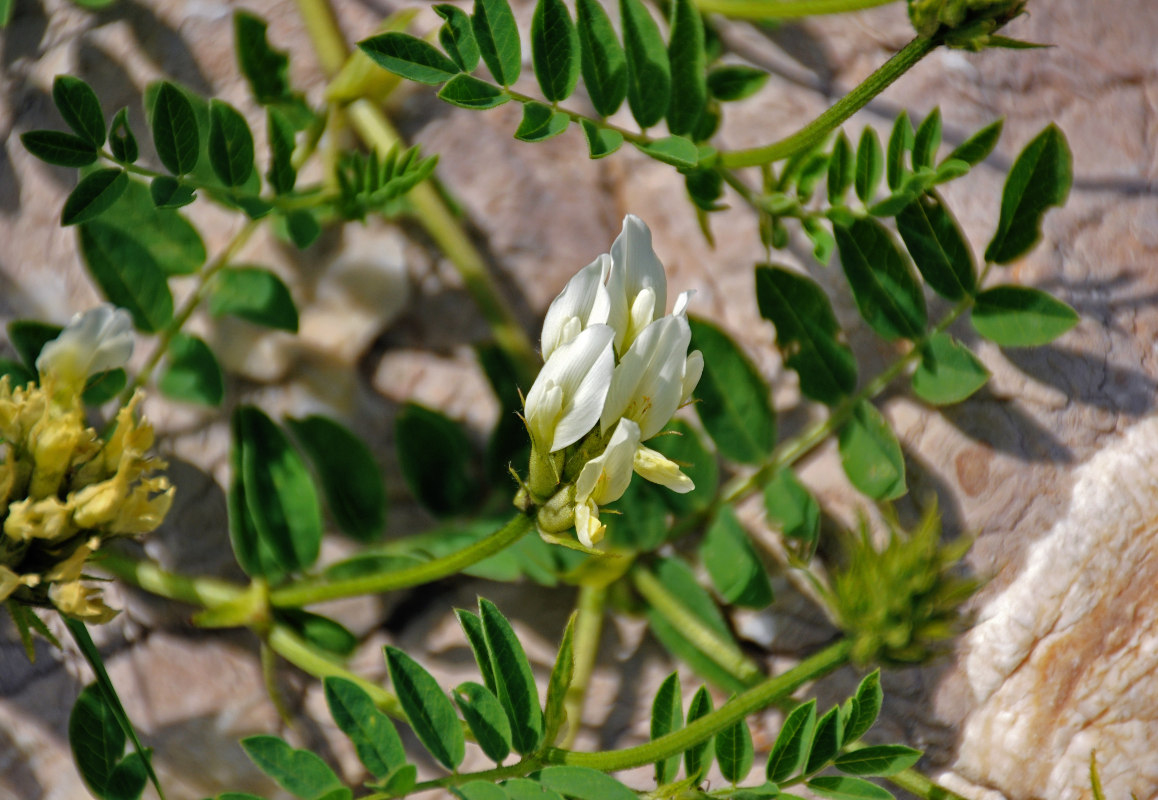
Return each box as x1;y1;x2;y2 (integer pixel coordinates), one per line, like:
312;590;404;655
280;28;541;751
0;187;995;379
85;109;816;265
544;638;853;770
268;512;535;607
721;34;939;168
632;566;763;686
562;582;606;748
696;0;899;18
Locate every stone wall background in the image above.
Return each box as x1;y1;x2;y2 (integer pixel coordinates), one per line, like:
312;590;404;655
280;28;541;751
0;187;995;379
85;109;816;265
2;0;1157;798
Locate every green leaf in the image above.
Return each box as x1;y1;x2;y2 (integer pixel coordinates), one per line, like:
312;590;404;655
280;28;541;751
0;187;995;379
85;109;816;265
438;74;510;109
151;82;200;175
606;477;669;551
844;670;881;744
233;405;323;573
647;558;747;693
807;776;894;800
20;130;97;167
764;467;819;544
379;765;418;796
650;672;683;784
286;415;386;542
687;316;776;464
620;0;670;129
580;119;624;158
970;285;1079;346
62;169;128;226
834;745;922;776
358;33;462;85
267;108;297;194
542;613;576;748
536;766;638;800
636;135;699;168
532;0;580;102
149;176;196;209
77;221;173;332
834;217;926;341
700;506;772;609
324;676;406;779
70;684;126;797
104;751;148;800
854;127;883;204
805;705;844;774
109;108;138;164
717;716;755;784
0;358;34;387
455;682;513;763
838;400;906;501
945;118;1003;167
234;11;294;105
480;598;544;755
912;107;941;170
646;419;717;516
8;319;62;369
457;608;499;695
576;0;627;117
454;781;510;800
436;4;482;72
766;699;816;783
666;0;706;137
90;177;205;275
886;111;914;191
208;100;255;187
755;265;857;405
515;102;571;143
395;403;481;516
240;735;350;800
385;645;466;770
911;332;989;405
502;778;565;800
279;609;357;657
209;266;299;332
159;333;224;406
473;0;522;86
228;458;284;582
285;210;321;249
707;65;767;101
894;192;975;300
827;131;853;204
53;75;105;147
684;686;715;783
80;368;126;407
985;124;1072;264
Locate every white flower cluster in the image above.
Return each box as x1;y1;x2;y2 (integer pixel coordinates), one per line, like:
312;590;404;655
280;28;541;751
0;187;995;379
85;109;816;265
523;215;703;548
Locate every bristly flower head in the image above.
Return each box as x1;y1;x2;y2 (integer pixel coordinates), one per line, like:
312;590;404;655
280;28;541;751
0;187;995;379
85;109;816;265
521;216;701;548
1;306;172;625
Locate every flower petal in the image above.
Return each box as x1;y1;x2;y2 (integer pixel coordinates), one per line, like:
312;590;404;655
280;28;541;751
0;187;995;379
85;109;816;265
576;417;641;505
37;305;133;386
681;350;704;406
601;314;691;440
634;445;694;493
541;255;610;360
526;324;615;452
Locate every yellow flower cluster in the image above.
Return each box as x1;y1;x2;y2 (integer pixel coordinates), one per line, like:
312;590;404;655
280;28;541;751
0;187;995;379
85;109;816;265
0;376;173;622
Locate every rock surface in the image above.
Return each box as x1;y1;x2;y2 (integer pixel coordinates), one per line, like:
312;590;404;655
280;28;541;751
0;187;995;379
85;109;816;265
1;0;1157;798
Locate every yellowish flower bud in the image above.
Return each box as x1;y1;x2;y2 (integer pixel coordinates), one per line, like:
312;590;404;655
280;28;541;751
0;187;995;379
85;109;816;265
5;496;76;542
111;476;174;534
49;580;118;623
70;474;129;529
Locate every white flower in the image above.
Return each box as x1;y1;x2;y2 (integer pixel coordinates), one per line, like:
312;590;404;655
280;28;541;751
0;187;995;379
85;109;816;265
600;291;699;441
633;445;693;493
36;305;133;388
604;215;668;355
573;418;640;547
524;324;615;453
540;254;613;361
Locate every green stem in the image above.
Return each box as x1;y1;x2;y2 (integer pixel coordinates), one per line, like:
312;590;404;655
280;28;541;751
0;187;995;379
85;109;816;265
544;638;852;770
562;582;606;748
266;624;405;718
295;0;350;76
366;759;540;799
268;512;535;608
696;0;898;18
98;550;246;608
720;34;939;168
120;218;260;403
632;566;763;686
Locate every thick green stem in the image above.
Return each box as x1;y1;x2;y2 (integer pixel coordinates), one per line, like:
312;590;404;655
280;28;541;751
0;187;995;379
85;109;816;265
544;638;852;770
632;566;763;686
696;0;898;18
721;35;938;168
266;624;404;718
98;550;246;608
562;583;606;748
268;513;535;608
295;0;350;75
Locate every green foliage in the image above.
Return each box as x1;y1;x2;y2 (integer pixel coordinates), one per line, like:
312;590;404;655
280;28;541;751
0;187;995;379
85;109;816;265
109;108;138;163
359;33;462;85
159;333;224;406
473;0;522;86
834;217;926;342
763;467;820;548
970;285;1079;346
54;75;106;148
684;686;715;783
395;402;482;516
208;266;299;331
20;130;98;167
620;0;670;129
324;678;405;779
580;119;624;158
707;65;768;101
241;736;351;800
516;102;572;142
646;419;717;516
576;0;627;117
700;506;773;608
895;192;975;300
542;612;576;747
650;672;683;784
62;169;128;225
536;766;637;800
69;684;146;800
532;0;580;103
911;332;990;405
667;0;707;137
436;4;482;71
455;682;514;763
717;715;755;784
985;123;1072;263
440;74;511;109
839;400;906;501
766;699;816;783
386;645;467;770
150;82;200;176
208;100;256;187
688;317;776;464
333;145;439;220
480;597;544;755
912;108;942;170
78;221;174;332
